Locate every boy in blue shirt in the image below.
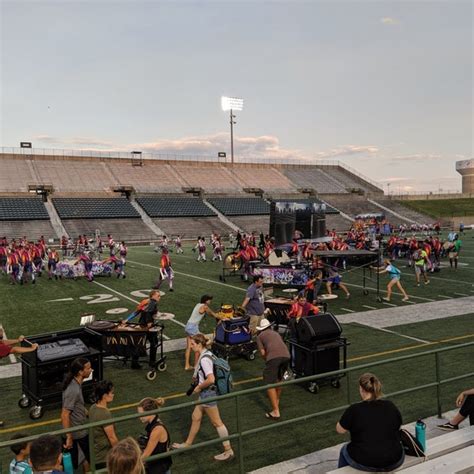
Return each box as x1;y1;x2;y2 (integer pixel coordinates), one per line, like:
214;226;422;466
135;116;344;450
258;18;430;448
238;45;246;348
9;433;32;474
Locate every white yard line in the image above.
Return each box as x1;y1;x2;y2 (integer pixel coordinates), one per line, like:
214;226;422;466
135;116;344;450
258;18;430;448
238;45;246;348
437;295;453;299
0;325;17;363
383;302;397;307
340;307;355;313
128;260;247;293
344;282;436;302
362;305;377;310
454;293;469;297
359;324;430;344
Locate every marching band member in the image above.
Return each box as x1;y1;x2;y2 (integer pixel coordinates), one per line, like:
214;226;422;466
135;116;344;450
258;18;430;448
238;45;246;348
47;247;60;280
195;237;207;262
154;247;174;291
174;235;184;254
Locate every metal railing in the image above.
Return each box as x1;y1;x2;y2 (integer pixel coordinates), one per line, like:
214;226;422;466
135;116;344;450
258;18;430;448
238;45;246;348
1;342;472;473
0;146;383;191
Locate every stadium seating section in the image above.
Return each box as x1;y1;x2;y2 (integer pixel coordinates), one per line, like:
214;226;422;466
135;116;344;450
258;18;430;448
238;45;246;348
61;218;156;242
136;197;215;217
231;215;271;234
208;198;270;215
0;198;50;220
282;167;348;194
153;217;232;239
0;159;35;192
52;198;140;219
106;162;183;193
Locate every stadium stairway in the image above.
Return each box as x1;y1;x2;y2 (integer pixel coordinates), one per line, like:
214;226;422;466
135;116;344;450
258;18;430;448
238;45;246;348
202;199;242;232
367;198;415;224
251;412;474;474
44;197;69;239
130;198;163;236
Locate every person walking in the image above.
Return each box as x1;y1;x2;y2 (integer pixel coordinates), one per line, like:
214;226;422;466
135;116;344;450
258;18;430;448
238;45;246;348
184;295;219;371
373;259;409;302
61;357;92;471
172;334;234;462
137;397;172;474
88;380;119;469
256;319;290;420
241;275;266;335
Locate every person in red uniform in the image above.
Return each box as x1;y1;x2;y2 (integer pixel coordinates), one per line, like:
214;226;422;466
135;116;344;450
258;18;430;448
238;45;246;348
47;248;60;280
19;246;34;285
7;249;20;284
103;254;126;279
0;328;38;427
154;247;174;291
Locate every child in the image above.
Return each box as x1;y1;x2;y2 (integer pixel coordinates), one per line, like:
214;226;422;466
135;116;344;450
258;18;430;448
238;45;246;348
325;264;351;299
9;433;32;474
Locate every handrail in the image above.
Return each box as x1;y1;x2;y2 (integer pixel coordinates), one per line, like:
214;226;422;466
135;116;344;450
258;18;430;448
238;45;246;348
1;341;472;473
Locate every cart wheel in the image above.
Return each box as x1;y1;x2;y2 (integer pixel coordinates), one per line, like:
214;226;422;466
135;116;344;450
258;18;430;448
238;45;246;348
29;406;44;420
363;289;369;296
331;379;341;389
158;362;167;372
308;382;319;394
219;275;223;281
246;352;256;361
222;278;226;283
376;296;383;303
146;370;157;381
18;396;31;409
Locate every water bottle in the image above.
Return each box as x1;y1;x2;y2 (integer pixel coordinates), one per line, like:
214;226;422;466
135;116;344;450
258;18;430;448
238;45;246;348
62;451;74;474
415;419;426;452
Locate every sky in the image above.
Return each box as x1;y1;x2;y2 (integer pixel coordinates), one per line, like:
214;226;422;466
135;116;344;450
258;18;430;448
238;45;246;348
1;0;472;193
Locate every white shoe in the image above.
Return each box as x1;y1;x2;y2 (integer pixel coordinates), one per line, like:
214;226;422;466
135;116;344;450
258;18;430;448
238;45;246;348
214;449;234;461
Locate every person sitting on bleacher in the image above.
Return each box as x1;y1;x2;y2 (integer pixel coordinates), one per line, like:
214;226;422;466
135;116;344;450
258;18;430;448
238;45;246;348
336;373;404;471
438;387;474;430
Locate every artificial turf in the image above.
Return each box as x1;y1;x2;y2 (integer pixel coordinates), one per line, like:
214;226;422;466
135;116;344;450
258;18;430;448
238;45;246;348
0;232;473;472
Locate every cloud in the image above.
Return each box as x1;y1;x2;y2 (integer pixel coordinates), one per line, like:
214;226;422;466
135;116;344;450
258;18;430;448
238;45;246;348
314;145;379;159
390;153;443;163
34;135;61;144
381;17;400;25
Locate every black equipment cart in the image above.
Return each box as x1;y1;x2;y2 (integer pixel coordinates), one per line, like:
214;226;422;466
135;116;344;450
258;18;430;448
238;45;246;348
87;320;167;381
288;313;349;394
19;327;104;420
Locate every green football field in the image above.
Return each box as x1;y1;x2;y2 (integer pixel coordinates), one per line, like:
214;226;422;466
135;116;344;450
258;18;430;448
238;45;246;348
0;232;473;472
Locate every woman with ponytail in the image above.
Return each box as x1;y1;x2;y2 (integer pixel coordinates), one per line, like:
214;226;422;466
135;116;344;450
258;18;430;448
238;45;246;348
61;357;93;471
137;397;172;474
336;373;404;471
172;334;234;462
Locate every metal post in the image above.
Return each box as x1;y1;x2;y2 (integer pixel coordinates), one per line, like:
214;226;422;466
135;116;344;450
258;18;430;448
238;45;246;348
230;109;234;166
346;370;351;406
435;352;442;417
235;394;245;473
88;425;96;472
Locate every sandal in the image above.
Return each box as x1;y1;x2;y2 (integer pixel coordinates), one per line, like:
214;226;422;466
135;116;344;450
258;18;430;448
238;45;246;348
265;412;280;420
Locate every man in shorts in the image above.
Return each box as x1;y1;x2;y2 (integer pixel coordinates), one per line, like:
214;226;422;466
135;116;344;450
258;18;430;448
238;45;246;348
241;275;266;335
413;248;430;286
256;318;290;420
449;237;462;270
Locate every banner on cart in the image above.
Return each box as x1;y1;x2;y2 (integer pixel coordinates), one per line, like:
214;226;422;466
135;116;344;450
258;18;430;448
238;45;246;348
253;266;309;286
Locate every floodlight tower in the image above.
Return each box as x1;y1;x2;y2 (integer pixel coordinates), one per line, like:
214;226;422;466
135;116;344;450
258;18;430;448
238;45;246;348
221;96;243;165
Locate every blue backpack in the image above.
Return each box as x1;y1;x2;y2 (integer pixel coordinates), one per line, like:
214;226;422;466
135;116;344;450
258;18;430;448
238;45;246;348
200;353;233;395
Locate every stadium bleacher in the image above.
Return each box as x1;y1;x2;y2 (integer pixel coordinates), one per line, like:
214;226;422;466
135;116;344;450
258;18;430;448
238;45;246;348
61;218;156;242
0;159;35;192
0;198;50;220
52;197;140;219
0;197;57;240
136;197;215;217
208;197;270;215
282;167;348;194
153;217;232;238
232;166;297;192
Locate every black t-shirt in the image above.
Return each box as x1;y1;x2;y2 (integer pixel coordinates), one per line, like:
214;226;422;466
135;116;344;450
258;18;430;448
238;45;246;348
139;299;158;327
339;399;403;468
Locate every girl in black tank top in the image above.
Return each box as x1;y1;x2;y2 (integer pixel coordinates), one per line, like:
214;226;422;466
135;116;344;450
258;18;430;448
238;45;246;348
137;397;172;474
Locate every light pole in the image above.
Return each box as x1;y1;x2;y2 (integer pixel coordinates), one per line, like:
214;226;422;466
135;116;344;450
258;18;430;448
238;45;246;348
221;96;243;165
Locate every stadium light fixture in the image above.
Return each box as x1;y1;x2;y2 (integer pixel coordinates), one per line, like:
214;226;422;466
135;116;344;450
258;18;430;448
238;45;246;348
221;96;244;165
